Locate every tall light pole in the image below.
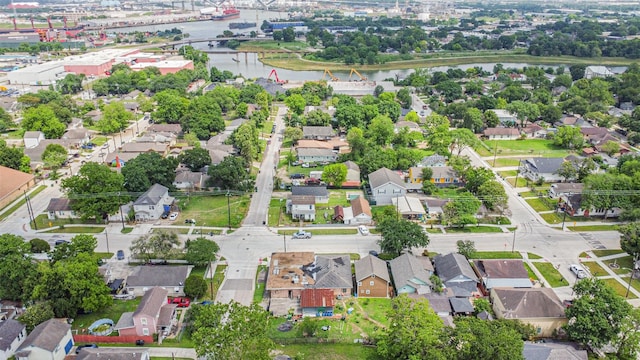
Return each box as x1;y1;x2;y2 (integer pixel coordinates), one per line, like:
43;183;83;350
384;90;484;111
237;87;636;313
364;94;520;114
104;228;110;254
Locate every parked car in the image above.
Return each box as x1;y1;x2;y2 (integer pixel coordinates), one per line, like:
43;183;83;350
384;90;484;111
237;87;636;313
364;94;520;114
570;264;587;279
76;344;98;354
290;173;305;179
161;212;169;219
358;225;369;236
185;218;196;224
368;250;379;257
54;239;70;246
135;339;145;346
169;212;178;221
292;230;312;239
116;250;125;260
168;297;190;307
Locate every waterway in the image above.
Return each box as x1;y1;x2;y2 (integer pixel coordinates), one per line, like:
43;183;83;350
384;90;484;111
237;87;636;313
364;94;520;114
110;16;627;82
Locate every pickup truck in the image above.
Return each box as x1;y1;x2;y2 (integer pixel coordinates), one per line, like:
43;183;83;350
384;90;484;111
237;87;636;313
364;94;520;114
292;231;312;239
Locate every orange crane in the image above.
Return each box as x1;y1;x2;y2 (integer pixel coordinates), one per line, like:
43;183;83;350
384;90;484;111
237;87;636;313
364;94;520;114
349;68;367;81
268;69;287;84
322;69;339;81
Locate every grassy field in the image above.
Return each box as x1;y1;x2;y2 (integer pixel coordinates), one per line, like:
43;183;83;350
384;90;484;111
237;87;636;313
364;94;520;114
288;164;326;177
601;278;637;299
491;158;522;167
34;213;105;229
567;225;620;232
73;298;141;332
592;249;625;257
176;195;249;228
507;177;528;187
525;198;557;212
582;261;609;277
498;170;518;177
238;40;310;52
445;226;503;233
0;185;47;221
277;343;376;360
478;140;572;157
208;264;227;300
533;262;567;288
468;251;523;259
44;226;106;234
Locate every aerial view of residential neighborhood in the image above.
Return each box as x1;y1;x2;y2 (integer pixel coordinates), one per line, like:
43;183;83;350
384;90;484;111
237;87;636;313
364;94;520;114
2;0;640;358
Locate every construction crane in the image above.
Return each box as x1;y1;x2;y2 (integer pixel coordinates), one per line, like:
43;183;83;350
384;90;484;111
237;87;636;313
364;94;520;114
349;68;367;81
322;69;339;81
267;69;287;84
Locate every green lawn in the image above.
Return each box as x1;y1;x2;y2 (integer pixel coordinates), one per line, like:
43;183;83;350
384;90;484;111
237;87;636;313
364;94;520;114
491;158;522;167
92;136;108;146
601;278;637;299
567;225;620;232
523;263;539;281
582;261;609;277
0;185;47;221
507;177;528;187
206;264;227;301
176;195;250;228
278;229;358;236
278;343;376;360
482;140;572;157
607;256;634;275
468;251;523;259
527;253;543;259
532;262;567;288
498;170;518;177
73;298;141;332
288;164;325;177
525;198;557;212
152;227;191;234
356;298;391;328
445;226;503;233
254;265;267;305
34;213;104;229
592;249;625;257
268;198;288;227
44;226;106;233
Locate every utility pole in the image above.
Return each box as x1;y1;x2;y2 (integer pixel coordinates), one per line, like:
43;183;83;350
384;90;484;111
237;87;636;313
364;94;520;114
226;191;231;230
104;228;110;254
283;233;287;253
511;225;517;253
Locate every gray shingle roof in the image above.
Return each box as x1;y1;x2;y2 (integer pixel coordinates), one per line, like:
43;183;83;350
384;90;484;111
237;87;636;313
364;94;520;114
133;184;168;206
77;348;149;360
355;255;390;282
126;265;190;287
46;198;72;212
17;319;70;353
311;255;352;289
492;288;566;319
291;186;328;197
302;126;334;137
525;158;565;174
134;287;168;318
368;167;405;189
523;341;588;360
0;319;25;351
113;311;134;330
449;297;474;313
389;254;432;293
433;253;478;283
343;160;360;171
297;148;335;157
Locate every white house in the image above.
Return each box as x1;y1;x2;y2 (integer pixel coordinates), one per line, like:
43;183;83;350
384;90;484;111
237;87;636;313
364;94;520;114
133;184;174;222
296;148;337;163
584;66;613;79
0;319;26;360
559;193;622;218
23;131;44;149
16;319;74;360
125;265;191;297
488;109;517;125
519;158;565;183
291;186;329;203
287;195;316;221
368;167;406;205
45;198;76;220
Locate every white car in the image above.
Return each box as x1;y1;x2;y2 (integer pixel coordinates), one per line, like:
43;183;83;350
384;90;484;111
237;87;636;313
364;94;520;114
358;225;369;236
292;231;312;239
570;264;587;279
169;212;178;221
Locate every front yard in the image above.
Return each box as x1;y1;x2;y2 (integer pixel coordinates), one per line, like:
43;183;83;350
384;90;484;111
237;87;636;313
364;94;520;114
532;262;566;288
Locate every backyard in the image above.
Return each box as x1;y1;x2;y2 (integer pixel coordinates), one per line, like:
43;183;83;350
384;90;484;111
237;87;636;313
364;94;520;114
73;298;141;334
175;195;250;228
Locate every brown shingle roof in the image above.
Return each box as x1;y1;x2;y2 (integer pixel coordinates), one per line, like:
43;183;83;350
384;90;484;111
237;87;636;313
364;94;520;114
0;165;34;203
46;198;72;212
355;255;390;282
473;260;529;279
483;127;520;136
350;196;371;217
291;195;315;205
492;288;565;319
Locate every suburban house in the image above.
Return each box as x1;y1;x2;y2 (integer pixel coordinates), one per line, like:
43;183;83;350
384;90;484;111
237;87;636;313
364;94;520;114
394;121;422;133
313;255;353;297
45;198;75;220
482;127;520;140
125;265;191;296
584;65;613;79
77;348;150;360
490;287;567;337
287;195;316;221
15;319;74;360
548;183;584;198
409;166;461;187
266;252;316;300
300;289;335;317
433;253;480;295
519;158;566;183
0;319;26;360
522;341;588;360
136;132;177;146
334;196;372;225
558;193;622;218
343;161;361;187
147;124;182;135
409;293;452;317
302;126;335;140
472;260;532;294
133;184;174;222
417;154;447;168
291;186;329;203
354;255;391;298
296;148;337;164
392;196;427;220
0;166;36;210
522;124;547;138
120;143;169;157
114;287;176;338
425;198;450;218
390;254;434;295
173;169;208;190
23;131;44;149
368;167;406;205
488;109;517;125
61;128;93;146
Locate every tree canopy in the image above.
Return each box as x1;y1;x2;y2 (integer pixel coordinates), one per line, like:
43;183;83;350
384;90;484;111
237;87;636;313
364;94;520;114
378;217;430;256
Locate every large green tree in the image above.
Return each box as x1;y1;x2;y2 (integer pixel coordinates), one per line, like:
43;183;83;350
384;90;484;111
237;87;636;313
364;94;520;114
191;301;274;360
178;148;211;172
378;218;430;256
18;302;55;331
207;156;252;191
185;237;220;267
620;222;640;260
366;114;395;146
553;126;584;149
61;163;127;221
21;105;66;139
565;278;632;349
153;89;190;123
0;107;13;132
0;234;37;301
476;180;508;211
121;152;178;193
321;163;347;187
96;101;133;135
442;192;482;227
41;143;67;176
0;139;30;172
181;95;225;140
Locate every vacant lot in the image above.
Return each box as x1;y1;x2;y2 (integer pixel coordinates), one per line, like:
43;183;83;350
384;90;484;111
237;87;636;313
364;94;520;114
478;140;572;157
176;195;249;228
